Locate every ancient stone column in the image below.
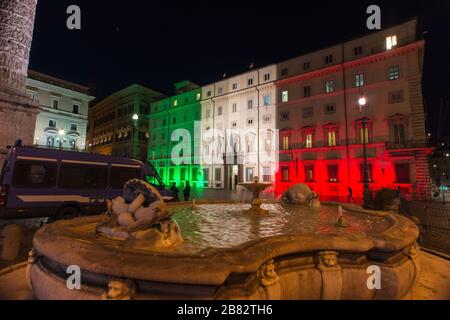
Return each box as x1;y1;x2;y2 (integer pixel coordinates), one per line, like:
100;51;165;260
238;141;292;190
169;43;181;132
0;0;39;163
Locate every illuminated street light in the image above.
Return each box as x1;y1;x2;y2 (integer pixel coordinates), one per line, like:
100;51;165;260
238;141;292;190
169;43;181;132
358;97;367;106
132;114;139;121
358;96;370;209
58;129;65;136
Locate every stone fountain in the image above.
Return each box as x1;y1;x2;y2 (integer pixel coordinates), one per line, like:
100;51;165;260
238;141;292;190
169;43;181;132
28;179;421;300
238;177;272;214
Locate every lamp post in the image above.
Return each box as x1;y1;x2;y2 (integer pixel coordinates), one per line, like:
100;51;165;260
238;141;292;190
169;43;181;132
359;97;371;209
132;113;139;159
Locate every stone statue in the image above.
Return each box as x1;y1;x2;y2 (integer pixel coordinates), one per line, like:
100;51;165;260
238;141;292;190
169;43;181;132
283;184;321;208
101;279;135;300
96;179;183;249
316;251;340;270
258;259;279;287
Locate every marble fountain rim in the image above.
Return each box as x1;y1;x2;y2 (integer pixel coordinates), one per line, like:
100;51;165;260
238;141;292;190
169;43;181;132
32;202;419;286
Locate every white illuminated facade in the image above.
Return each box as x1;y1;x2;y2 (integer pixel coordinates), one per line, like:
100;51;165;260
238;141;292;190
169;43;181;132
26;71;94;150
200;66;278;189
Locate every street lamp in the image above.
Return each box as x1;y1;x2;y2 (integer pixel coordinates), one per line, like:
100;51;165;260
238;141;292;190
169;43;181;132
132;114;139;121
359;96;371;209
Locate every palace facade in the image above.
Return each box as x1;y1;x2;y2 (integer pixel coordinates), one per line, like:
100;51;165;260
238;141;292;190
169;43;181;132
147;19;431;200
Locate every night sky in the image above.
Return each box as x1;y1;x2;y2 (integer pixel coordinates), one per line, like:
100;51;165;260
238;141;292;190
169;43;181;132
29;0;450;137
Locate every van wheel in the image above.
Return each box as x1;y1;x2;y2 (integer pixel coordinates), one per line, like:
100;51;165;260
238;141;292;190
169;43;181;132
54;207;80;221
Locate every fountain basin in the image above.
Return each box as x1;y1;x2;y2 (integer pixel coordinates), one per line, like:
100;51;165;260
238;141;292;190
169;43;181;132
29;202;420;300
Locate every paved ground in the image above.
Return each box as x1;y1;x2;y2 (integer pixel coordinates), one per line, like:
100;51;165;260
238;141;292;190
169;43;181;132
0;251;448;300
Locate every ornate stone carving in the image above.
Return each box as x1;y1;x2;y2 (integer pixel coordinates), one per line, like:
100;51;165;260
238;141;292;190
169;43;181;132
257;259;279;287
27;248;36;264
101;279;135;300
405;244;419;260
316;251;340;270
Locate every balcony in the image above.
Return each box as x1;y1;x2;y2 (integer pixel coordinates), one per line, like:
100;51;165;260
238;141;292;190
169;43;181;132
44;127;58;135
385;140;427;150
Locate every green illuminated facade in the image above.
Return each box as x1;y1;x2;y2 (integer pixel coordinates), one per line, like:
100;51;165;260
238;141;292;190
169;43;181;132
148;81;204;188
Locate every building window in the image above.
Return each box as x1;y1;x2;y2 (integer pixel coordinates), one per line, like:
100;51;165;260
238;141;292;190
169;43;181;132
302;107;313;118
327;130;337;147
46;136;55;147
203;168;210;181
360;164;373;183
395;163;410;183
162;119;166;126
358;127;369;144
248;78;254;86
172;117;176;124
196;93;201;100
388;65;400;80
354;46;363;56
325;55;333;64
51;98;59;110
281;135;290;150
231;121;237;127
388;90;404;104
392;123;407;146
327;165;339;183
72;104;80;114
305;133;313;149
303;61;311;70
218;87;223;95
324;123;338;147
355;73;364;87
263;167;271;182
232;103;237;113
206;109;211;118
325;80;335;93
48;120;56;128
70;124;77;131
263;95;271;106
324;104;336;114
281;91;289;103
281;167;290;182
264;73;271;81
173;100;178;107
304;86;311;97
246;168;254;182
215;168;221;181
207;90;212;97
184;114;188;122
386;35;398;50
263;115;271;123
280;112;289;121
247;119;254;126
218;107;223;116
232;83;238;90
281;68;288;76
27;90;37;100
169;168;175;180
305;165;314;182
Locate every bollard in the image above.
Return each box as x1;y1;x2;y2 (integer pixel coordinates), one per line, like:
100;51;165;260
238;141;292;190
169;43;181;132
0;224;23;261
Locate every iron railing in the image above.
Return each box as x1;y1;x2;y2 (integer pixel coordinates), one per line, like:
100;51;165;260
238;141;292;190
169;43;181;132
400;198;450;236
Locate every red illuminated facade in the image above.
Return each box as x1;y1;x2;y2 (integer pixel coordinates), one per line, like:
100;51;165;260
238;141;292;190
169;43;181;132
274;19;432;201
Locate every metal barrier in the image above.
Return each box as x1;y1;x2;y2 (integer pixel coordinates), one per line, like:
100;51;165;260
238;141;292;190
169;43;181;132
400;198;450;236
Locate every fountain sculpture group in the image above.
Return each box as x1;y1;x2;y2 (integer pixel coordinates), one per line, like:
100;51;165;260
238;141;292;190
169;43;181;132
28;179;421;300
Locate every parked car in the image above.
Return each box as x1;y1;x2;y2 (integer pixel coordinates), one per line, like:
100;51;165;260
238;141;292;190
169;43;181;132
0;145;173;220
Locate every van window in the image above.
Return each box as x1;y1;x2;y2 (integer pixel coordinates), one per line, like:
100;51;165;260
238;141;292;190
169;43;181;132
59;164;107;189
110;167;141;189
12;161;57;188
